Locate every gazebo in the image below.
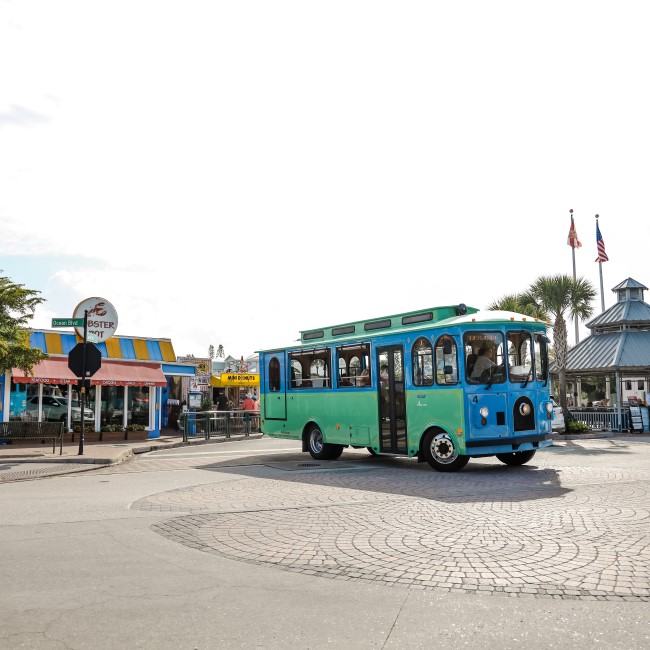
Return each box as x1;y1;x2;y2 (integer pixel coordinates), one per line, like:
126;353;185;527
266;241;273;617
560;277;650;431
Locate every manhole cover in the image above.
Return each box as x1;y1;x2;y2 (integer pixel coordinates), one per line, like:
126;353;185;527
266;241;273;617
297;463;321;467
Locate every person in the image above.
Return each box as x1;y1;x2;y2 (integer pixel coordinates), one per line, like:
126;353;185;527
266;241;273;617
340;373;353;387
242;393;256;411
216;392;228;411
380;364;389;381
358;368;371;387
471;347;495;379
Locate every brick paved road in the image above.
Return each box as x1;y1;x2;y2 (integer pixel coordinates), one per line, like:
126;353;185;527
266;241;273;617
105;439;650;603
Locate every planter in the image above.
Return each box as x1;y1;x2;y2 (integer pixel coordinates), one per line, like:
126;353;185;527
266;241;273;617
125;429;149;441
101;430;127;442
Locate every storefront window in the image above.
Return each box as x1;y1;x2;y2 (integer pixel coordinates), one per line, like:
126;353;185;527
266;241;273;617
101;386;125;428
8;381;28;421
128;386;150;427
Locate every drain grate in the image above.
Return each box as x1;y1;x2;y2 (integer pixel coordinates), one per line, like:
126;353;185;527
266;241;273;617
264;461;372;472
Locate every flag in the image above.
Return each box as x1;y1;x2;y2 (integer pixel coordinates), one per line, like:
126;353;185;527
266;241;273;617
567;214;581;248
595;221;609;262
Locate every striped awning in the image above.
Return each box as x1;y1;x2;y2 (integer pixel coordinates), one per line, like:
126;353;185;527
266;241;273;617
13;358;77;385
13;357;167;387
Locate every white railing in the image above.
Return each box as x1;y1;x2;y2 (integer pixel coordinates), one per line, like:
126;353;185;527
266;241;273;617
568;409;629;432
178;410;260;441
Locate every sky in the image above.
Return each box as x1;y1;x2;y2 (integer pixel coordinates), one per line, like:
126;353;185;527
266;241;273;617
2;1;649;360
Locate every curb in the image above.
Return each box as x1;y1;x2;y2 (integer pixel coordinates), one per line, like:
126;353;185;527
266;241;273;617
557;432;650;441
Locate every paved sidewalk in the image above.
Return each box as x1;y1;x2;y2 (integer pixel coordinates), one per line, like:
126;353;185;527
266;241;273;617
0;429;647;483
0;431;262;482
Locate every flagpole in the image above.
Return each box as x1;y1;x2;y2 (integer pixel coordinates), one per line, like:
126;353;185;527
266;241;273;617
596;213;605;313
596;213;612;421
570;209;579;344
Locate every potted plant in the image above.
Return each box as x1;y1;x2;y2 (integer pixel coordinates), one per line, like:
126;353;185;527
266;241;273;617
100;423;126;442
126;423;148;441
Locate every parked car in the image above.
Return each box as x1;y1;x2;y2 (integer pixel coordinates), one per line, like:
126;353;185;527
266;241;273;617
25;395;94;422
550;397;565;433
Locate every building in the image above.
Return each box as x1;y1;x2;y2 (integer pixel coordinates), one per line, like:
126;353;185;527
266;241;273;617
210;353;260;407
1;329;196;439
558;277;650;431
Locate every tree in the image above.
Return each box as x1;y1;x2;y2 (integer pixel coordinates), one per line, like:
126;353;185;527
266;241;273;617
486;292;549;321
522;274;596;416
0;271;48;376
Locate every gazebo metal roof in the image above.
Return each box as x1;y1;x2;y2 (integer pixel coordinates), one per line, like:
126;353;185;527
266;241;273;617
562;277;650;377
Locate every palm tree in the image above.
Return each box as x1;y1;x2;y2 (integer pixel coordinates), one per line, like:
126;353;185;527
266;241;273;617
487;293;549;321
524;274;596;416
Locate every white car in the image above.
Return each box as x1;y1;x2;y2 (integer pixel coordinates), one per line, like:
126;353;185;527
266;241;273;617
550;397;565;433
26;395;93;422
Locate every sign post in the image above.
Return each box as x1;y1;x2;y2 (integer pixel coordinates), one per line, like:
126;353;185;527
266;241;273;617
67;311;103;455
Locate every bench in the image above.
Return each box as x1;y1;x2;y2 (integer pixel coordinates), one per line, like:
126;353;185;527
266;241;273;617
0;421;64;455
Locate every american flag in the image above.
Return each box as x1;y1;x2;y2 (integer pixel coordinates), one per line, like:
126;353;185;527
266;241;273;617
567;214;581;248
595;221;609;262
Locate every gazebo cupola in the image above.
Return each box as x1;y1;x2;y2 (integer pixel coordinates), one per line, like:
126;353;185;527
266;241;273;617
613;278;646;304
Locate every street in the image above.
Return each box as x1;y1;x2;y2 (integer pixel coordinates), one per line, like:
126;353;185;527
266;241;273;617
0;436;648;649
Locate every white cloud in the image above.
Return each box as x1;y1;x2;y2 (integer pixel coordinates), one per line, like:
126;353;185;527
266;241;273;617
2;1;650;357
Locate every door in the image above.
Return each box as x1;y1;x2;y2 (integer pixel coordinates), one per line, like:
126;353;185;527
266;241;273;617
264;353;287;420
377;346;407;454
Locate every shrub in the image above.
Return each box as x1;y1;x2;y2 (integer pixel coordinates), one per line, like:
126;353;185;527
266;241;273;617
72;423;95;433
566;420;591;434
127;423;146;431
101;424;123;432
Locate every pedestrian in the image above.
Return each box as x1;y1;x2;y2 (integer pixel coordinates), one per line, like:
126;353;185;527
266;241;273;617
216;392;228;411
242;393;256;411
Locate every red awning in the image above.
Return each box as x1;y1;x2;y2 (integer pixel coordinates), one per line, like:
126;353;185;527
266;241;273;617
13;358;167;387
13;357;77;384
92;361;167;387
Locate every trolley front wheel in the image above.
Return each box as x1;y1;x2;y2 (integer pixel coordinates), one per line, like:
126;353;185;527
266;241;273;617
421;430;469;472
496;450;536;466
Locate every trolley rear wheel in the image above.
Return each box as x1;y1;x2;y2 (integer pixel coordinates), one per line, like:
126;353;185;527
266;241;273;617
307;425;343;460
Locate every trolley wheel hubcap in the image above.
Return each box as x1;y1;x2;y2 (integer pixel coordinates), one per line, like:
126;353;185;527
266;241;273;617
431;434;457;462
310;429;323;453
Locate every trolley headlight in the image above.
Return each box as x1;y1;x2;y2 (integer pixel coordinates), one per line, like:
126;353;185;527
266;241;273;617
479;405;489;426
519;403;532;416
546;402;554;413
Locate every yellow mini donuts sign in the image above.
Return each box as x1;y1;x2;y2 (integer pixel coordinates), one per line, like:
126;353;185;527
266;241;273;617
220;373;260;387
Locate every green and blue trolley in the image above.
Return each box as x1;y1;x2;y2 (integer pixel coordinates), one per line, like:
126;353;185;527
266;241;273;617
259;304;555;472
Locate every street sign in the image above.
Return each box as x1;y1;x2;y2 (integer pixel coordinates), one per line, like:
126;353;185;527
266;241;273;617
52;318;85;328
68;342;102;378
73;297;118;342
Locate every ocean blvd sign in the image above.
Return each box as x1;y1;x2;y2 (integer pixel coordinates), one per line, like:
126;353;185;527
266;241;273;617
52;318;85;328
73;297;118;342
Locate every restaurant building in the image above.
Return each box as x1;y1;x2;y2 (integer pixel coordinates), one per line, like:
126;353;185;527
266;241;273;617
0;329;196;439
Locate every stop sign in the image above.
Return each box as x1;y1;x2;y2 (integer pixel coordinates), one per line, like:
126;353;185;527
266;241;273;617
68;342;102;378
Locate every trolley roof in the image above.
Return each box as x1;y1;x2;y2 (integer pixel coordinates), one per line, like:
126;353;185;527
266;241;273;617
258;305;549;353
